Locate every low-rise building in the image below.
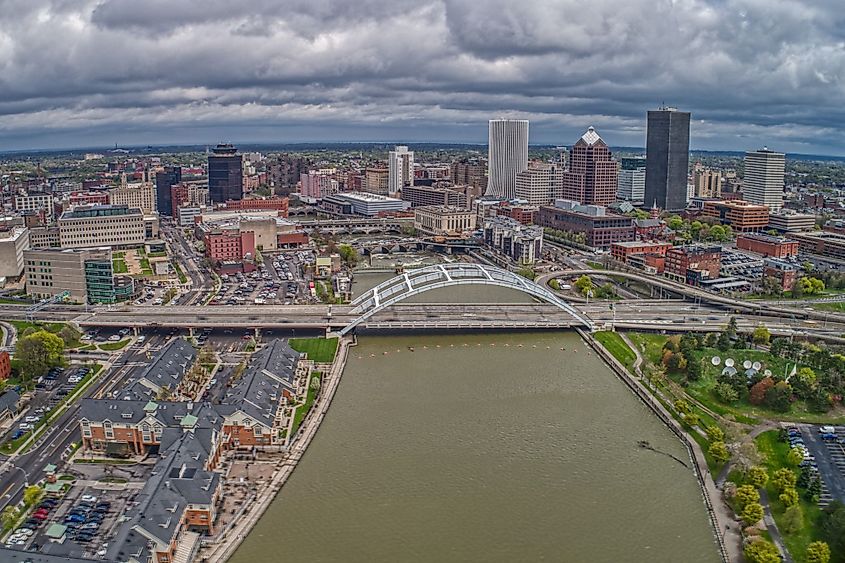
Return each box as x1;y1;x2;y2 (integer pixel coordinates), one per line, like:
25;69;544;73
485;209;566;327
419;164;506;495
28;226;61;248
786;231;845;260
610;241;673;263
0;226;30;279
58;204;146;249
768;209;816;232
401;185;468;208
14;193;54;221
736;233;799;258
701;199;769;232
763;258;799;292
0;390;20;424
24;247;134;304
494;203;538;225
483;216;544;265
118;339;198;402
215;197;289;216
537;200;635;249
665;245;722;284
325;192;410;216
414;206;477;237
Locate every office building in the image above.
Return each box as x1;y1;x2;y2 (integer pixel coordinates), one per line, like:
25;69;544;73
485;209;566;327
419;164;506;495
364;167;390;196
208;143;243;203
58;205;146;249
414;206;477;237
486;119;529;199
786;231;845;260
451;159;488;191
155;166;182;216
69;191;110;207
537;200;635;249
0;226;30;279
24;247;134;304
611;241;673;263
736;233;798;258
109;182;157;214
562;127;617;206
665;245;722;284
617;157;647;205
388;146;414;196
515;164;562;206
645;107;691;210
692;163;723;198
401;185;468;208
28;226;60;249
14;193;54;222
744;148;786;210
701;199;769;232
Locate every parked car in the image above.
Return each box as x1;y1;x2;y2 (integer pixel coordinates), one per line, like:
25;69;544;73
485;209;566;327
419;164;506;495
80;495;98;503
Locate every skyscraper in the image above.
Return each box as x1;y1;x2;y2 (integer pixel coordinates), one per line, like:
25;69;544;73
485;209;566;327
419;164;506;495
561;127;618;206
208;143;243;203
617;157;646;205
486;119;529;199
743;148;785;210
645;107;690;211
155;166;181;216
388;146;414;196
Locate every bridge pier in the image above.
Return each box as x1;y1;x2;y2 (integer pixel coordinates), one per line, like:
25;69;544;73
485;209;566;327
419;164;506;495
254;327;261;340
188;327;195;338
132;326;140;336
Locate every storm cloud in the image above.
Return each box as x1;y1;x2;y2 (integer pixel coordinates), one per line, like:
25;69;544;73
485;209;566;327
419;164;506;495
1;0;845;153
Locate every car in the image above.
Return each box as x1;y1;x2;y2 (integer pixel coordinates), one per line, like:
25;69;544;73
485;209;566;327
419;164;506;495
80;495;98;503
81;523;100;530
19;423;33;431
32;509;49;518
11;429;25;440
137;335;146;342
16;529;34;537
24;416;40;423
107;334;121;342
32;513;48;521
65;515;86;523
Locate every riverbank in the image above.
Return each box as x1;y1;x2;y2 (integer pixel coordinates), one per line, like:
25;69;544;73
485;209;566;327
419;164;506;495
581;329;739;563
199;335;352;563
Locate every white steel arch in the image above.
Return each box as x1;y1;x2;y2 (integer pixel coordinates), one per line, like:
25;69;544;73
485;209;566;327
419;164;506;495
340;263;593;335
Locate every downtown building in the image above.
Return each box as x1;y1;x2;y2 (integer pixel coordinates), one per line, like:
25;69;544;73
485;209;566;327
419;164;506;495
482;216;544;265
58;205;147;249
24;247;135;304
388;146;414;196
208;143;243;203
486;119;529;199
515;163;563;206
537;199;635;249
414;206;477;237
644;107;691;210
155;166;182;216
0;226;30;279
743;148;786;210
109;182;157;214
617;157;646;205
401;185;469;208
561;127;618;206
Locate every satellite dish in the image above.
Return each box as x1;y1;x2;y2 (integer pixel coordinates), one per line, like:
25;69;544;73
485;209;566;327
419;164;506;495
752;361;762;371
725;358;735;367
743;360;753;369
722;366;737;376
745;368;758;377
711;356;722;366
764;369;772;377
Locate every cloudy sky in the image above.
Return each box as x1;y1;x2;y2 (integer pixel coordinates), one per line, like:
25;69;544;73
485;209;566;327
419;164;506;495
1;0;845;154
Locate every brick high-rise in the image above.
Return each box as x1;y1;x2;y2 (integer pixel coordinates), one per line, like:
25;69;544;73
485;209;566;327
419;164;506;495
561;127;618;206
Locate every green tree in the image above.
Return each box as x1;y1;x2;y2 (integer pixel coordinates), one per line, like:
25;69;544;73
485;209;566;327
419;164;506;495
740;502;765;526
772;468;797;493
705;425;725;443
23;485;43;507
673;399;692;416
726;316;738;338
716;331;732;351
752;326;771;347
709;224;728;242
780;487;799;507
715;382;739;403
787;447;805;467
58;324;81;347
709;441;730;464
782;504;804;534
746;466;769;488
820;501;845;558
805;541;831;563
1;506;20;530
704;332;719;347
667;215;684;231
735;484;761;507
14;330;65;382
337;244;360;266
744;539;781;563
574;275;594;296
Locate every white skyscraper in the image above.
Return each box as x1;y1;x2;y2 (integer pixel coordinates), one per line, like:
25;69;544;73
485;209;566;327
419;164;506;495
617;168;646;205
486;119;529;199
388;145;414;196
744;148;786;210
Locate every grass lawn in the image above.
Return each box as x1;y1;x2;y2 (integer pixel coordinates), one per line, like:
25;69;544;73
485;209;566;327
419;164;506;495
290;372;321;436
626;332;668;365
112;257;128;274
755;430;823;562
289;337;338;363
585;260;606;270
594;331;637;372
139;258;153;276
98;339;130;351
810;301;845;313
173;262;187;284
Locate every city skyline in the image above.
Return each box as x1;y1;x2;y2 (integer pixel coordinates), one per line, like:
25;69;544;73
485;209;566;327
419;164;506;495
2;1;845;154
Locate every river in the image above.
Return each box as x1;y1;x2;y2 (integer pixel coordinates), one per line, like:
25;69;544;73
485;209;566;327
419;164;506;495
230;331;719;563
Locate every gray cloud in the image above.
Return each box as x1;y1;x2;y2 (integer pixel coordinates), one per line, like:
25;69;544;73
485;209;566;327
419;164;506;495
1;0;845;154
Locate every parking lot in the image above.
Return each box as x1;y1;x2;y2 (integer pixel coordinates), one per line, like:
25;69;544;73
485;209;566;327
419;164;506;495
208;250;313;306
799;424;845;506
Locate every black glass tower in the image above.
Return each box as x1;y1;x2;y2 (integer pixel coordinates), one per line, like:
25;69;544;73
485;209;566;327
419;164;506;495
155;166;182;216
644;107;690;211
208;144;243;203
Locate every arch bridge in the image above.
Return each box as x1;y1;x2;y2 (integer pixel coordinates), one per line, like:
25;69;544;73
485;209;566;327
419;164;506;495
340;263;594;335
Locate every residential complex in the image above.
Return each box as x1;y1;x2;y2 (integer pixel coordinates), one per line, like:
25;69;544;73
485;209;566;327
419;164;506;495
388;146;414;196
482;216;543;265
645;107;690;210
486;119;529;199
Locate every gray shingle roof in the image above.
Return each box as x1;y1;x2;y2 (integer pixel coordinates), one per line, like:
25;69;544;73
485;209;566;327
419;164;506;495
0;390;20;415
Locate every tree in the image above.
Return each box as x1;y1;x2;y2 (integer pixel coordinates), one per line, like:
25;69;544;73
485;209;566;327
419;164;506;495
772;468;797;493
23;485;43;507
687;357;703;381
715;382;739;403
744;539;781;563
752;326;771;347
58;325;81;347
726;316;738;338
782;504;804;533
709;441;730;464
735;484;761;507
673;399;692;416
820;501;845;558
787;447;805;467
337;244;360;266
765;380;793;413
747;466;769;489
716;331;732;352
574;275;594;296
705;425;725;443
794;367;818;398
740;502;765;526
667;215;684;231
779;487;799;507
805;541;831;563
1;506;19;530
750;377;775;405
14;330;65;382
761;275;784;297
704;332;719;347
